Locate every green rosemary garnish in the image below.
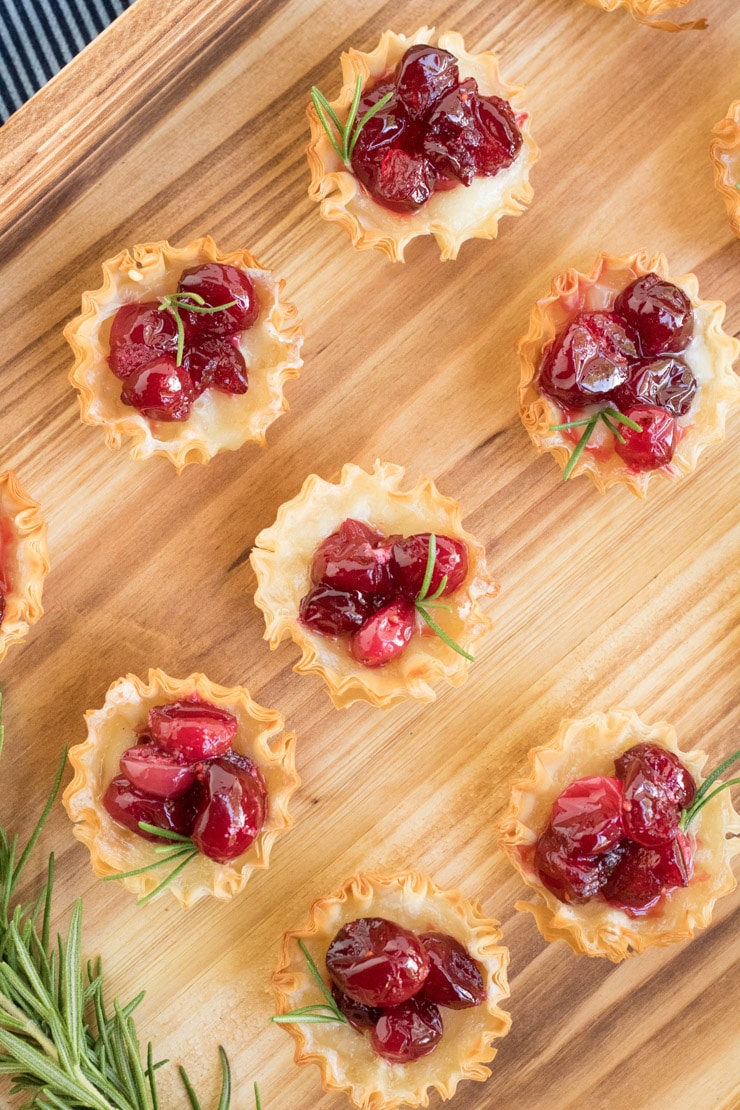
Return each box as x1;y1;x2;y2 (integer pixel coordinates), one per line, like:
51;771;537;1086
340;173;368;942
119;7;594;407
254;1081;263;1110
680;748;740;829
270;940;348;1025
550;407;642;481
414;534;475;662
311;73;393;165
0;694;231;1108
157;292;238;367
100;823;199;906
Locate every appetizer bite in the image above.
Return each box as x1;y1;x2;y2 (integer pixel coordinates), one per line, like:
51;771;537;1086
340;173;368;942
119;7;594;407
581;0;706;30
498;709;740;960
710;100;740;237
518;250;740;495
306;27;538;260
65;237;303;470
272;872;510;1108
251;461;497;708
63;670;298;905
0;471;49;665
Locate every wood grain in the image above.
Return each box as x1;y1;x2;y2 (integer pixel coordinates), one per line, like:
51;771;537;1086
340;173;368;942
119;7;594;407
0;0;738;1107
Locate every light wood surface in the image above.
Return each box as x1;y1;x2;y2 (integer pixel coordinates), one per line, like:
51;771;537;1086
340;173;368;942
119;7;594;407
0;1;738;1107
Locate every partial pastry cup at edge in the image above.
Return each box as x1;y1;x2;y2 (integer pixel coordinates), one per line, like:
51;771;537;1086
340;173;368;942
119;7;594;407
306;27;539;262
250;460;498;710
0;471;49;665
710;100;740;237
272;871;511;1110
65;237;304;471
517;249;740;497
582;0;705;29
62;669;299;906
497;708;740;962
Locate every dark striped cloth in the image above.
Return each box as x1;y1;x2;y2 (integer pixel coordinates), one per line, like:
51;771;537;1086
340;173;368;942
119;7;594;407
1;0;136;123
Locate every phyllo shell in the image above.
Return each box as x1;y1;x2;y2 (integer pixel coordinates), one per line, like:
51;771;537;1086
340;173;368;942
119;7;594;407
65;237;303;471
272;871;511;1109
710;100;740;237
250;460;497;709
517;250;740;497
582;0;706;31
306;27;539;262
63;669;299;906
498;708;740;962
0;470;49;665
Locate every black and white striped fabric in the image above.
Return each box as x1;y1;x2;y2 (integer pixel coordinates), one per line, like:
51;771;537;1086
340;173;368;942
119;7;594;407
0;0;136;123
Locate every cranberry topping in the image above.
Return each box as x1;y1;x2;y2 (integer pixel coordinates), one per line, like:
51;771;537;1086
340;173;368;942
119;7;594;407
469;94;523;176
617;743;695;846
422;77;480;186
298;585;373;636
177;263;260;338
103;774;199;840
602;835;694;916
390;533;468;598
183;338;249;396
0;591;5;627
120;355;195;421
350;97;435;213
351;597;416;667
615;357;697;417
119;745;197;799
549;776;624;855
395;45;459;119
370;996;443;1064
613;406;678;470
191;756;267;863
418;932;485;1009
534;827;624;903
326;918;429;1008
539;311;638;407
311;519;393;596
149;699;238;761
614;273;693;357
614;744;696;809
331;983;381;1031
108;302;178;380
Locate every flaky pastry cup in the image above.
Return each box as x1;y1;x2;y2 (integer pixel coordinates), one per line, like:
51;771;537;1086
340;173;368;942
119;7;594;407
498;709;740;962
63;669;299;906
0;471;49;665
65;237;303;471
272;871;511;1109
517;250;740;497
582;0;706;31
710;100;740;237
250;461;497;709
306;27;539;262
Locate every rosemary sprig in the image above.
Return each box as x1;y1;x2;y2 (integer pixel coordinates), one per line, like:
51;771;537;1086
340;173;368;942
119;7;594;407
270;940;348;1025
99;824;198;906
311;73;393;165
157;292;238;367
414;534;475;662
680;749;740;829
550;406;642;481
0;694;231;1108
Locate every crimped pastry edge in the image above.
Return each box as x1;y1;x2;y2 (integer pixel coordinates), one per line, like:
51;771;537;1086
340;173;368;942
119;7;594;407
0;471;49;665
62;669;299;906
582;0;706;30
250;460;498;709
498;708;740;961
65;237;303;471
709;100;740;237
517;249;740;497
306;28;539;262
272;871;511;1109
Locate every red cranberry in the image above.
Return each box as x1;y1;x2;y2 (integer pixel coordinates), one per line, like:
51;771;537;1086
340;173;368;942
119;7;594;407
311;519;393;596
653;829;694;888
191;757;267;863
394;45;459;118
549;776;624;855
298;585;374;636
390;533;468;598
539;311;638;408
370;996;443;1064
350;95;436;212
331;983;381;1031
103;774;198;839
534;827;624;903
602;841;663;914
177;263;260;339
468;94;523;175
326;918;429;1008
108;302;178;379
119;745;197;799
614;406;678;470
419;933;485;1009
617;743;694;846
183;338;248;396
614;743;695;809
351;597;416;667
0;590;5;626
615;357;696;417
219;748;265;787
422;78;481;186
614;273;693;357
149;699;238;761
120;355;195;421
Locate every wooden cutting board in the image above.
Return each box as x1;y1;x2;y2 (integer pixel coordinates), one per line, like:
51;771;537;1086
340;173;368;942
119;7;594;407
0;0;738;1107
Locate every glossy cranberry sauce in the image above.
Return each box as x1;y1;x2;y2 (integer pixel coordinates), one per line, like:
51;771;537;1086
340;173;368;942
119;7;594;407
107;262;260;423
298;518;468;667
349;44;523;212
325;917;485;1063
103;695;267;863
538;273;697;471
534;742;697;916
